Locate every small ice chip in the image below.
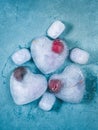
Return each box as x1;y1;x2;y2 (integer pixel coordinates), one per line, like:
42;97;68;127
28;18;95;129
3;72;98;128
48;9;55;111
11;48;31;65
70;48;89;64
39;92;56;111
47;20;65;39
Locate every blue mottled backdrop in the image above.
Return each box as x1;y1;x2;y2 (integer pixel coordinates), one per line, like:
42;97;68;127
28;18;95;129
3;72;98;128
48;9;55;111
0;0;98;130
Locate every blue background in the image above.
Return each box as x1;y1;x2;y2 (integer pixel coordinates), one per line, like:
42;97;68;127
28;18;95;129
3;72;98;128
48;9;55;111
0;0;98;130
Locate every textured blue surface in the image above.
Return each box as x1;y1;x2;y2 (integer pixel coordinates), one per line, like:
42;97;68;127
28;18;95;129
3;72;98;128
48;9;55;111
0;0;98;130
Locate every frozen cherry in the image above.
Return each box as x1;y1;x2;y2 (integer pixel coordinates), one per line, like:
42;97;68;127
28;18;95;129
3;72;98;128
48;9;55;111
48;79;62;93
14;66;27;82
52;39;64;54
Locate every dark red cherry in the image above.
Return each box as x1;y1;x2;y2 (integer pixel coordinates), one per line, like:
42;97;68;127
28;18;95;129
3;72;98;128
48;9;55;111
48;79;62;93
14;66;27;82
52;39;64;54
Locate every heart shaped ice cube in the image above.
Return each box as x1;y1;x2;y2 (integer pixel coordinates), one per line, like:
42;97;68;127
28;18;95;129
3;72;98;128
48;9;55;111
10;66;47;105
31;36;68;74
49;65;85;103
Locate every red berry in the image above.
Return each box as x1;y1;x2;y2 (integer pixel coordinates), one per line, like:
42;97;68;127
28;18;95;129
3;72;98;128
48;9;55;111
52;39;64;54
48;79;62;93
14;67;27;82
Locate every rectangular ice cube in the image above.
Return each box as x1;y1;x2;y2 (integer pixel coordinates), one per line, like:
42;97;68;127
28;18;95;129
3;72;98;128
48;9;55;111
11;48;31;65
39;92;56;111
47;20;65;39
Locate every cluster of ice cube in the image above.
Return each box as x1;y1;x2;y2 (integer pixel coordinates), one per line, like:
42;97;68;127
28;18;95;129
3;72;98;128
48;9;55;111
10;20;89;111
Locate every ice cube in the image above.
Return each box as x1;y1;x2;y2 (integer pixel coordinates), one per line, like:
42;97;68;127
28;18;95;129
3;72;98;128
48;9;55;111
47;20;65;39
70;48;89;64
39;92;56;111
49;65;85;103
10;66;47;105
31;36;68;74
11;48;31;65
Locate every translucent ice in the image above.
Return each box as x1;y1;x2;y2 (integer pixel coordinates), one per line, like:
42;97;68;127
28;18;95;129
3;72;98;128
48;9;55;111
70;48;89;64
31;36;68;74
39;92;56;111
11;48;31;65
49;65;85;103
10;66;47;105
47;20;65;39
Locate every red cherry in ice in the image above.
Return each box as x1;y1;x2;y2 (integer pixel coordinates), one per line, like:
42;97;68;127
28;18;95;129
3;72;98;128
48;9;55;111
52;39;64;54
48;79;62;93
14;66;27;82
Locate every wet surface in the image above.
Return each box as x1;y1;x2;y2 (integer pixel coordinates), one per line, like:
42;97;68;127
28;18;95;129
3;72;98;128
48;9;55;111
0;0;98;130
